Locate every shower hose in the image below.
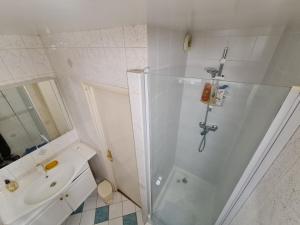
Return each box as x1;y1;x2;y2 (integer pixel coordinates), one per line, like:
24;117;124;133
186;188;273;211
199;100;210;152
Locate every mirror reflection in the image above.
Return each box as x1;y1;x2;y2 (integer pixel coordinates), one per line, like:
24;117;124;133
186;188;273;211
0;80;72;168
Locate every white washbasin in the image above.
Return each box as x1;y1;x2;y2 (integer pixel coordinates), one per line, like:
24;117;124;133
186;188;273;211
24;163;75;205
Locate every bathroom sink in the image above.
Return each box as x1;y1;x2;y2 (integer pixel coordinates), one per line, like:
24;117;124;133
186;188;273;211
24;163;75;205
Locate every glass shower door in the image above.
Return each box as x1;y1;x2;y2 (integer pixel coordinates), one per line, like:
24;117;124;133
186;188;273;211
147;74;290;225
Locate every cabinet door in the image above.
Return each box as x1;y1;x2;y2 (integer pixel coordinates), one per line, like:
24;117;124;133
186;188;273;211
29;198;71;225
65;167;97;210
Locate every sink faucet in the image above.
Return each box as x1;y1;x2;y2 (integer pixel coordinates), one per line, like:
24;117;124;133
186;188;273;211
36;164;48;178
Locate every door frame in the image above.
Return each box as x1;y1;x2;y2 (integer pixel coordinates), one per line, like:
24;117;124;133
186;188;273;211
215;86;300;225
82;81;140;200
82;82;117;187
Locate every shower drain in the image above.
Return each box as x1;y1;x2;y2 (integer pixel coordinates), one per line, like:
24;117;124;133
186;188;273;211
177;177;188;184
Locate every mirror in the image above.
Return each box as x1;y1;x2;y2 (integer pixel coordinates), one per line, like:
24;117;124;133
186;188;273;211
0;79;72;169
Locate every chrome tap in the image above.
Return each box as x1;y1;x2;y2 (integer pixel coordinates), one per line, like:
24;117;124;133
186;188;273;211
36;163;48;178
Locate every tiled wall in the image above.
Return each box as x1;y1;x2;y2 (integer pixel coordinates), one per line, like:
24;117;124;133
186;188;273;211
147;26;187;203
229;127;300;225
263;26;300;86
40;25;148;181
0;34;55;86
175;26;286;185
185;26;284;83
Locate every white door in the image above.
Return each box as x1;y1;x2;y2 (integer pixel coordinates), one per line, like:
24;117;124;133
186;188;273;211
93;85;141;205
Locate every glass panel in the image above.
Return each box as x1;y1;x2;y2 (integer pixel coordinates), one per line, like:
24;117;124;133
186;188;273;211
0;92;33;168
2;87;49;147
148;74;290;225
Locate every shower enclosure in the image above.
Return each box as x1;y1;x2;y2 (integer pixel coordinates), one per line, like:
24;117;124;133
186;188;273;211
146;73;290;225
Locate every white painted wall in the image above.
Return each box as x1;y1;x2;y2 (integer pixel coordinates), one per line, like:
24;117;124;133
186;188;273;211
40;25;148;182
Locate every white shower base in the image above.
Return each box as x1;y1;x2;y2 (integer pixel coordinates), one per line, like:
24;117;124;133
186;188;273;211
152;167;216;225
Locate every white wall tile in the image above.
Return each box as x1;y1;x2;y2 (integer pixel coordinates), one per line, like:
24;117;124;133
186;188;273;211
86;30;103;47
0;58;13;82
28;49;53;75
124;25;147;47
101;27;124;47
0;35;25;49
198;37;228;59
186;26;283;84
227;36;256;60
21;35;43;48
0;49;35;80
125;48;147;70
251;36;281;62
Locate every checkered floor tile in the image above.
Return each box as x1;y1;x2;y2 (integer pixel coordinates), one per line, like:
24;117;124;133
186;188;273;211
62;190;144;225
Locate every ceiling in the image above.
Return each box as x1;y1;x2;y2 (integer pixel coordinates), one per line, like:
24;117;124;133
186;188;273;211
0;0;146;34
0;0;300;34
148;0;300;30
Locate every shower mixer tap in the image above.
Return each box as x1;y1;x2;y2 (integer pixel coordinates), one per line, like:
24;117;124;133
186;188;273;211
199;122;218;135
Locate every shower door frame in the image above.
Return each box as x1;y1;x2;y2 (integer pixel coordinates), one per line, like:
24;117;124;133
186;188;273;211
143;73;300;224
215;86;300;225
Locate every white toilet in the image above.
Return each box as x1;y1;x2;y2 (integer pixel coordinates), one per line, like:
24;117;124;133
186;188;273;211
97;180;113;204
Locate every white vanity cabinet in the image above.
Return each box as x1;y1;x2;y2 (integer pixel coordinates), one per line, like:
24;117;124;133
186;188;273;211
28;164;97;225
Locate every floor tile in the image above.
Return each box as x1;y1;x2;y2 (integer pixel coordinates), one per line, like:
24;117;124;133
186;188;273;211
90;188;98;198
97;196;107;208
80;209;95;225
94;206;109;224
112;192;122;203
122;200;136;216
65;214;81;225
72;203;85;215
123;213;138;225
83;196;97;212
109;202;123;220
95;222;108;225
136;211;143;225
109;217;123;225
